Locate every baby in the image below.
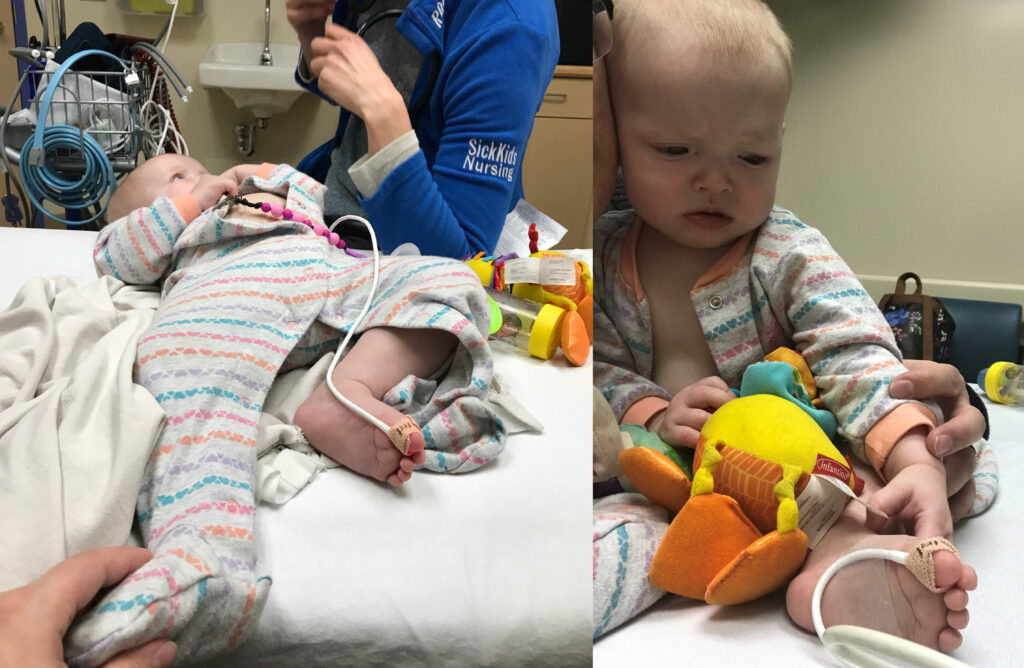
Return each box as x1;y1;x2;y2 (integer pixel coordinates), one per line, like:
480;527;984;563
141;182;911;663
65;154;504;665
595;0;978;652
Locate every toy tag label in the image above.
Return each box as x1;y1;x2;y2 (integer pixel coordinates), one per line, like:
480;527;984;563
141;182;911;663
796;474;849;550
798;474;890;549
502;256;576;286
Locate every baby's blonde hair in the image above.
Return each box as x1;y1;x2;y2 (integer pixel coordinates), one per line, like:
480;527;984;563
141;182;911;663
611;0;793;87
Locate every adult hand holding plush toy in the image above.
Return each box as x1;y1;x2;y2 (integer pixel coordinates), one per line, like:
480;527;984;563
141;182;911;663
647;376;736;448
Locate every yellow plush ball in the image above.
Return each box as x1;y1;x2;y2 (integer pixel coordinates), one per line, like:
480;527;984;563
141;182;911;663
695;394;853;534
700;394;847;474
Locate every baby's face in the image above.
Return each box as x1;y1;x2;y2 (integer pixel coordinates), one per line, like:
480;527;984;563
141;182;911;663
133;154;209;206
615;55;789;250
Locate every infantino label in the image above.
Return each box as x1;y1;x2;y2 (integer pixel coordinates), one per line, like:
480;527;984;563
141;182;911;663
798;473;889;549
812;453;852;485
432;0;445;28
463;138;519;183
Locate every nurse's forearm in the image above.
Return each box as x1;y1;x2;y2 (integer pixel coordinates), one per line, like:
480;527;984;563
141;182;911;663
362;88;413;156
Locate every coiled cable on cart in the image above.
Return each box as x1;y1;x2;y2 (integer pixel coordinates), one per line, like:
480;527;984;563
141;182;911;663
18;50;123;226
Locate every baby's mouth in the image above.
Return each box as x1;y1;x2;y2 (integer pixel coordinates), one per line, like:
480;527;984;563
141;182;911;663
684;209;733;229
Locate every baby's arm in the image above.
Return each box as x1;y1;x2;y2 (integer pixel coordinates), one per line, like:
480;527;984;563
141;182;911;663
758;215;940;465
866;427;953;538
95;174;238;284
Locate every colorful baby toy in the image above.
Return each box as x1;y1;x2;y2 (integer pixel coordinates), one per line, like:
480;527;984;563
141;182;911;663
617;349;861;604
465;224;593;366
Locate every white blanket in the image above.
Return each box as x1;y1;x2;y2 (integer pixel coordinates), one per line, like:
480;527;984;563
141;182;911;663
0;276;164;591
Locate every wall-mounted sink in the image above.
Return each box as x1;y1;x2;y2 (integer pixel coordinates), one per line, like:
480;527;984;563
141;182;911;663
199;42;306;118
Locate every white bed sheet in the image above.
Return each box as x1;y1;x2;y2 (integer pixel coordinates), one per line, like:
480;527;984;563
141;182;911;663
595;396;1024;667
0;227;593;667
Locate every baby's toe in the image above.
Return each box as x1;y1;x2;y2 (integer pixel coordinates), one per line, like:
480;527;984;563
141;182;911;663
944;588;968;611
938;628;962;652
958;565;978;591
399;457;415;473
931;550;963;590
947;608;969;631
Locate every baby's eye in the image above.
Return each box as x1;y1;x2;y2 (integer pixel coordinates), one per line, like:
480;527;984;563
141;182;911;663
171;173;185;182
657;146;689;156
740;154;768;166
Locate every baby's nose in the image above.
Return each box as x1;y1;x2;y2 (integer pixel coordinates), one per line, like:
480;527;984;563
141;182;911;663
693;167;732;193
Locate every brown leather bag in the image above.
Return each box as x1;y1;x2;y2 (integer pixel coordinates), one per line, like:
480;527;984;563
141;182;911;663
877;272;956;362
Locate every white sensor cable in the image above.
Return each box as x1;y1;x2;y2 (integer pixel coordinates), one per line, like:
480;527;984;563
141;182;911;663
322;214;388;432
812;548;969;668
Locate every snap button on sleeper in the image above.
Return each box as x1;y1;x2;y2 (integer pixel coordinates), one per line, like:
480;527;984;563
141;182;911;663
287;321;298;330
709;295;724;309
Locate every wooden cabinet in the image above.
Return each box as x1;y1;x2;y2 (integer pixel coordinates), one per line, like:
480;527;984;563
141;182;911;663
523;66;593;249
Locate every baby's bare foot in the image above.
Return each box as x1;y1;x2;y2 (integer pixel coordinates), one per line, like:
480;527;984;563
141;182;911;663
787;533;976;652
294;378;426;486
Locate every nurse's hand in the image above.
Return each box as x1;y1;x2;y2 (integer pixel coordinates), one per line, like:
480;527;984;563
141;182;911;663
309;23;413;154
0;547;176;668
286;0;336;47
890;360;987;522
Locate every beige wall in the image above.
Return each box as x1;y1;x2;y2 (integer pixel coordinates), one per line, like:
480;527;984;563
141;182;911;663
767;0;1024;309
25;0;339;175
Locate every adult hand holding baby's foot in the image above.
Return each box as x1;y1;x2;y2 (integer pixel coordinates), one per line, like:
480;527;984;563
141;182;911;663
0;547;177;668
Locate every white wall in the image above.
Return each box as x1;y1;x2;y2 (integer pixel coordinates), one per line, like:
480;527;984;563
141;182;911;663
767;0;1024;311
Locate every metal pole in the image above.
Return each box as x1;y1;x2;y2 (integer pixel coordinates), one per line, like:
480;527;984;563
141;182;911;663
51;0;66;45
55;0;66;44
11;0;31;108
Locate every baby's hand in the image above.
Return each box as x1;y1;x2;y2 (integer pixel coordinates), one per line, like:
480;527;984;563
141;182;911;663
866;428;953;538
649;376;735;448
219;164;262;185
189;174;239;211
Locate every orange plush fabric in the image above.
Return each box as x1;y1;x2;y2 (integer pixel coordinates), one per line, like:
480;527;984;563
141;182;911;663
618;447;691;514
693;439;810;535
561;310;591;366
648;493;761;599
705;529;808;604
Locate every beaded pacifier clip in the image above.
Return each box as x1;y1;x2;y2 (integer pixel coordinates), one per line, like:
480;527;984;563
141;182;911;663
218;195;367;258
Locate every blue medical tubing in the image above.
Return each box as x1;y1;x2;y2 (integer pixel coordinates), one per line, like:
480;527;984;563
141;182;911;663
19;49;123;226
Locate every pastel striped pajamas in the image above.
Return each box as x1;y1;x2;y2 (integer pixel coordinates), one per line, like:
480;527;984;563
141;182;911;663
591;207;999;636
65;165;503;665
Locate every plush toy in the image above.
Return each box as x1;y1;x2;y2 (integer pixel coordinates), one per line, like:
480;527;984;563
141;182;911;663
618;349;863;605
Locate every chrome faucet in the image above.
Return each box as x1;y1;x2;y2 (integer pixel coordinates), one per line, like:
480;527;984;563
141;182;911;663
260;0;273;66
